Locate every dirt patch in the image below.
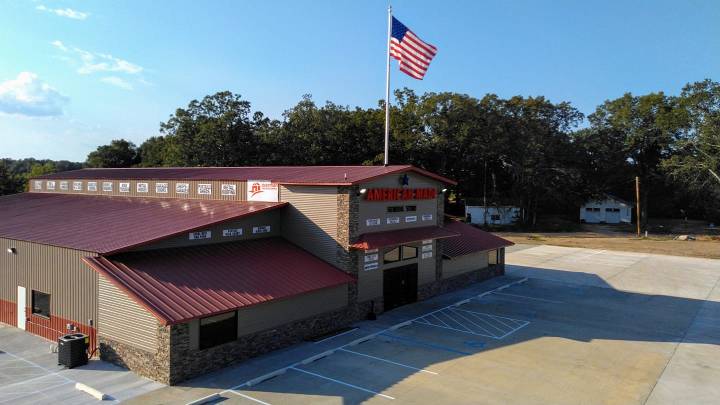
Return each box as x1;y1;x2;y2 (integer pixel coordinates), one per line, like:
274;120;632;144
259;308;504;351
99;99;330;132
499;232;720;259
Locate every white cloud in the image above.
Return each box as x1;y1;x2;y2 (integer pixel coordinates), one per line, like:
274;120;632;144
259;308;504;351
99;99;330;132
52;41;143;75
36;4;89;20
101;76;133;90
51;40;68;52
0;72;68;117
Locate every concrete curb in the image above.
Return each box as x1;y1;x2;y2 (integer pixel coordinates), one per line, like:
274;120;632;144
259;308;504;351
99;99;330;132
75;382;109;400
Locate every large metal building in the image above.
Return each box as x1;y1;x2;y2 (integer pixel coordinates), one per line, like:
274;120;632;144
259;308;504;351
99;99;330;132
0;165;512;384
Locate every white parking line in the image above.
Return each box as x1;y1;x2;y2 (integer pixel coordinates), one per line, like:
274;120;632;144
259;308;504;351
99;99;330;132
289;367;395;400
492;292;565;304
338;348;438;375
184;278;530;405
228;390;273;405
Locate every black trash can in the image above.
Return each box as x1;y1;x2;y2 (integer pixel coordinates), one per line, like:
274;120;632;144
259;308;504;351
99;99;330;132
58;333;88;368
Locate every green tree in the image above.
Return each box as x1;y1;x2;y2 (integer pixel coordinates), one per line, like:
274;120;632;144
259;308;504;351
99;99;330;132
86;139;140;168
586;92;685;227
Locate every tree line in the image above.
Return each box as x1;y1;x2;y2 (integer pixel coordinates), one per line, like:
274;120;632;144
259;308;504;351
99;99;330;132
2;79;718;225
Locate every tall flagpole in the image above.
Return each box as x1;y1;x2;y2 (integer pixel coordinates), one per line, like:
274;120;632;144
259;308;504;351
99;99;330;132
384;5;392;166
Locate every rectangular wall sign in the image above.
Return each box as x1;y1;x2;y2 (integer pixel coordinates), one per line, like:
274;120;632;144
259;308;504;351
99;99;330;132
366;218;381;226
137;183;148;193
422;244;433;252
365;253;379;262
189;231;212;240
119;182;130;193
60;181;69;191
422;214;433;221
422;252;433;259
156;183;169;193
253;225;271;234
405;216;417;223
102;182;112;192
222;228;243;237
221;184;237;196
387;217;400;224
176;183;189;194
364;262;379;271
87;182;97;192
246;180;279;202
73;181;83;191
46;181;56;190
197;184;212;195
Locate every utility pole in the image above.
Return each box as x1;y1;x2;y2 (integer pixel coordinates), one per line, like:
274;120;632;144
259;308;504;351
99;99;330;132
635;176;641;237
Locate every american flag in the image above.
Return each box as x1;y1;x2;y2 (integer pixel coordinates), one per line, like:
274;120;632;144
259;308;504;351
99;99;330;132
390;16;437;80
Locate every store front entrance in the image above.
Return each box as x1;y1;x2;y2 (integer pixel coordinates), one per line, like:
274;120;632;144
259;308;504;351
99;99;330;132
383;263;418;311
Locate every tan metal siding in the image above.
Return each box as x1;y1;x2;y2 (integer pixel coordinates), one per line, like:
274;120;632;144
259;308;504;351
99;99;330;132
30;179;248;201
0;238;97;324
98;275;158;352
130;210;282;251
280;185;340;266
443;251;489;278
235;285;348;337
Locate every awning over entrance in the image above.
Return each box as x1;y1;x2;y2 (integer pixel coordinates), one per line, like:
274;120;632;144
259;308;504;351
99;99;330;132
351;226;460;250
83;237;355;325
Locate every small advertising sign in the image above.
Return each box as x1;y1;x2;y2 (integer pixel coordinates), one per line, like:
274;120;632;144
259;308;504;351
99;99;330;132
119;183;130;193
422;252;433;259
197;184;212;195
422;214;433;221
176;183;189;194
102;182;113;192
364;262;379;271
222;228;243;237
221;184;237;196
73;181;83;191
60;181;69;191
136;183;149;193
155;183;169;194
47;181;56;190
189;231;212;240
365;253;379;262
366;218;381;226
405;215;417;223
253;225;271;234
386;217;400;224
87;182;97;192
246;180;279;202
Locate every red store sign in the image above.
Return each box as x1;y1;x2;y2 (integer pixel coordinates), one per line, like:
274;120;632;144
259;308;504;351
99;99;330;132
364;188;437;201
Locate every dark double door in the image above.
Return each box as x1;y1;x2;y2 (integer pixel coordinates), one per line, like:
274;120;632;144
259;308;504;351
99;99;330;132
383;264;418;311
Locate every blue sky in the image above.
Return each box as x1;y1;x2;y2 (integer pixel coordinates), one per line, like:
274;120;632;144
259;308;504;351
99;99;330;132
1;0;718;161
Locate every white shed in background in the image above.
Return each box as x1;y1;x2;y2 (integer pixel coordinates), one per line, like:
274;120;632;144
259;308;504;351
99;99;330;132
466;205;520;226
580;195;632;224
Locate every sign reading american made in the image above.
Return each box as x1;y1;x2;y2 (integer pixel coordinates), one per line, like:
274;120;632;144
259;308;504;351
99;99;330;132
221;184;237;196
364;188;437;201
87;181;97;192
246;180;279;202
422;214;433;221
176;183;189;194
155;183;169;193
59;181;69;191
253;225;272;234
33;180;42;190
46;181;56;190
197;183;212;195
102;182;113;192
223;228;243;237
422;251;433;259
386;217;400;224
136;182;149;193
405;215;417;223
189;230;212;240
73;181;83;191
366;218;381;226
119;182;130;193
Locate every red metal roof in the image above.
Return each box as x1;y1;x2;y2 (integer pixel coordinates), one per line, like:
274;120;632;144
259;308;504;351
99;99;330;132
442;221;514;258
350;226;460;250
83;238;355;325
33;165;457;185
0;193;285;253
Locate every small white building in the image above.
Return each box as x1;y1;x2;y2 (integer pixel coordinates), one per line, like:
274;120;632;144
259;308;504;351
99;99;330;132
466;205;520;226
580;195;632;224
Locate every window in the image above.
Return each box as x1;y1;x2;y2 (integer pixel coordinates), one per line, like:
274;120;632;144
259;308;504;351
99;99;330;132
199;311;237;350
402;246;418;260
387;206;404;213
491;214;501;221
405;205;417;212
592;208;601;212
585;208;593;212
383;247;401;263
488;250;498;265
605;208;613;212
32;290;50;318
383;245;417;264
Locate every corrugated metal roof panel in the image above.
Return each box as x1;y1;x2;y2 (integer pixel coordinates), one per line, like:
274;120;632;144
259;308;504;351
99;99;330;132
351;226;460;250
32;165;457;185
442;221;514;258
83;238;355;325
0;193;285;253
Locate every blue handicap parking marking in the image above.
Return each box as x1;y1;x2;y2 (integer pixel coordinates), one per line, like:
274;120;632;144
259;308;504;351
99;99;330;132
463;340;486;348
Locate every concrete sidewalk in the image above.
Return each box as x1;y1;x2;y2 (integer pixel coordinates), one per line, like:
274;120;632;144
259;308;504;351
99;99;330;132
0;326;163;404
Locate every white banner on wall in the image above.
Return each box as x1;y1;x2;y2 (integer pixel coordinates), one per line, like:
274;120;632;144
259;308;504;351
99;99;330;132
246;180;279;202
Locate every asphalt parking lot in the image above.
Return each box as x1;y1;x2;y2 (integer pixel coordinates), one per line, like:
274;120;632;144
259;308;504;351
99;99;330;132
0;325;163;404
131;245;720;404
